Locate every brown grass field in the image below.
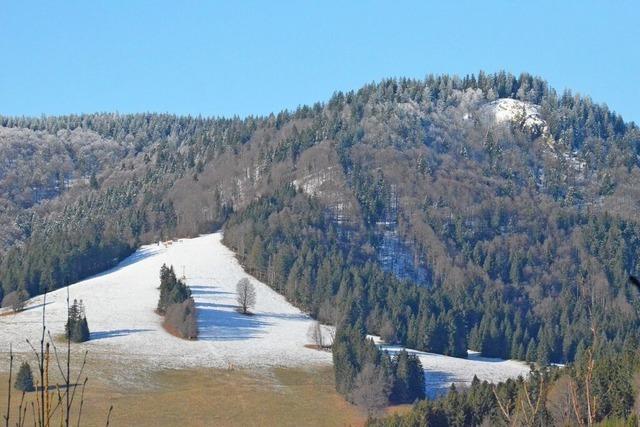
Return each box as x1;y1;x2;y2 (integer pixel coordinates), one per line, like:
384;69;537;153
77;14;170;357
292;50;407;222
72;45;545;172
0;363;368;427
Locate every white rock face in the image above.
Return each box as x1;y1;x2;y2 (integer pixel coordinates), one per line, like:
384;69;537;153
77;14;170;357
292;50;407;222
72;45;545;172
485;98;548;136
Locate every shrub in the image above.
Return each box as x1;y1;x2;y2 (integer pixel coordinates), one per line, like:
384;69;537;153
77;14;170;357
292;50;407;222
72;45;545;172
164;298;198;339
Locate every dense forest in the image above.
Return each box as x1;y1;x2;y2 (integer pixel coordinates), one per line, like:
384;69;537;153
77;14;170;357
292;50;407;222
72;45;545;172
1;73;640;414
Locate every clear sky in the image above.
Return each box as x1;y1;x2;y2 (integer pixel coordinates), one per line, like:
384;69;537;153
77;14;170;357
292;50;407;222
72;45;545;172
1;1;639;123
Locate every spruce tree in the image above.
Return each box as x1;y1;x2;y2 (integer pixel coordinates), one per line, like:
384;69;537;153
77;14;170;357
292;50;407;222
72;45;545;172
71;317;90;343
391;350;411;403
66;299;90;343
406;353;426;401
157;264;190;314
14;361;35;392
390;350;425;404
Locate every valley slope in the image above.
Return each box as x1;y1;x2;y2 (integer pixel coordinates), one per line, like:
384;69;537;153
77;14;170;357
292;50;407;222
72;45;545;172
1;71;639;369
0;232;529;397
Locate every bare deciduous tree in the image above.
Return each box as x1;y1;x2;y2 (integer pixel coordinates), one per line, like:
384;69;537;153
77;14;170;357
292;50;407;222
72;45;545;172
307;321;324;349
236;278;256;314
1;290;28;313
164;298;198;340
349;363;390;416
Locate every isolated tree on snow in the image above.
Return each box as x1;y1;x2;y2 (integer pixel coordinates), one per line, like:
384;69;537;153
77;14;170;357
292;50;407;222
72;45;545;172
157;264;197;339
71;317;90;343
66;299;90;343
14;361;35;392
236;278;256;314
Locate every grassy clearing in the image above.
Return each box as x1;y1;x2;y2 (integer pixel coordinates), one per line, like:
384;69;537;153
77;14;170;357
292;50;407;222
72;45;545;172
0;364;366;427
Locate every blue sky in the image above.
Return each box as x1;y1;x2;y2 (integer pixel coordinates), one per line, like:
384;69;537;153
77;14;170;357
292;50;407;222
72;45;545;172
1;1;639;123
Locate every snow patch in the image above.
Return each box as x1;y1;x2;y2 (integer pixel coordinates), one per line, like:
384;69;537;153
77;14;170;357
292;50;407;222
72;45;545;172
380;345;531;398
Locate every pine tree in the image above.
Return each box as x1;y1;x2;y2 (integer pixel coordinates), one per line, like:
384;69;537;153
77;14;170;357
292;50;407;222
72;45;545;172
71;317;90;343
14;361;35;392
447;312;468;358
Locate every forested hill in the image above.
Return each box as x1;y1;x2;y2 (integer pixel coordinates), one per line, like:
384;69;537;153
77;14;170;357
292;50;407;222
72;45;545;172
1;71;640;365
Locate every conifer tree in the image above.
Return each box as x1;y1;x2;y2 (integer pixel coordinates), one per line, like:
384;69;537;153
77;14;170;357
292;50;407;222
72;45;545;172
14;361;35;392
66;299;90;343
390;349;426;404
157;264;191;314
157;264;198;339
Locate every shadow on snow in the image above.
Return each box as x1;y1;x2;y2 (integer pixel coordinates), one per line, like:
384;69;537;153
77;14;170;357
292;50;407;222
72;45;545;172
90;329;152;340
189;282;310;341
189;286;233;297
424;370;458;399
21;301;53;313
196;304;271;341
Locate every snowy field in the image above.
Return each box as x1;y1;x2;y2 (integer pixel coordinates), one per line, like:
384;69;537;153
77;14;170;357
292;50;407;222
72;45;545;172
0;232;530;396
0;233;331;371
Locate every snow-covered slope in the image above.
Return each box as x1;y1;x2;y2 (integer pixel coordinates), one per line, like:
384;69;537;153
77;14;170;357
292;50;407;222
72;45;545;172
0;233;331;370
0;233;530;396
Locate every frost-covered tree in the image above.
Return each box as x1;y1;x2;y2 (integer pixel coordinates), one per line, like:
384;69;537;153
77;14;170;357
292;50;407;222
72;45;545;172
236;278;256;314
